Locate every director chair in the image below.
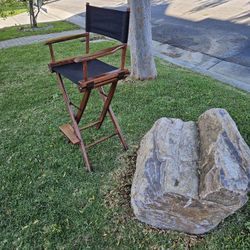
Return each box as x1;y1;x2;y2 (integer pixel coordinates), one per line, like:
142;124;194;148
45;3;130;171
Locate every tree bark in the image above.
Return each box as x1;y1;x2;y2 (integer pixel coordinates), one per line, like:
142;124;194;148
29;0;37;28
129;0;157;80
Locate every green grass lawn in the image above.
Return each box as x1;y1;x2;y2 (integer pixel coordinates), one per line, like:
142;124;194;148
0;21;80;41
0;40;250;249
0;1;27;17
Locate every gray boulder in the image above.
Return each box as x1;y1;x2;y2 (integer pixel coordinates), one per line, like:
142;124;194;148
131;108;250;234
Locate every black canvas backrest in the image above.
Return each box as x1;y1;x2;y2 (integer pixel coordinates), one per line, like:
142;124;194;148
86;4;130;43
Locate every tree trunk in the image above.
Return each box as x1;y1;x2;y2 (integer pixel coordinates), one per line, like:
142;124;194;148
129;0;157;80
29;0;37;28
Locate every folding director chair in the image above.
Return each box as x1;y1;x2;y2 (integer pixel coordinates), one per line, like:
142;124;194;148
45;3;130;172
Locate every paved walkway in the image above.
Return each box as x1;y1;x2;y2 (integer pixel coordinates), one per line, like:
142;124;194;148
0;29;84;49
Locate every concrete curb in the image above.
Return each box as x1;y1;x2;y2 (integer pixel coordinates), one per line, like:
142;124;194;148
152;41;250;92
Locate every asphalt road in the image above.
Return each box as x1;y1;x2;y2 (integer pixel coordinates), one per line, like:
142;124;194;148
151;1;250;67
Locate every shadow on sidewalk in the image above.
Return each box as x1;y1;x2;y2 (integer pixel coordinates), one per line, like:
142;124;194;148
150;2;250;68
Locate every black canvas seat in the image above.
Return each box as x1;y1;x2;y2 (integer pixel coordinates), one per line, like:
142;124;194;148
52;59;117;84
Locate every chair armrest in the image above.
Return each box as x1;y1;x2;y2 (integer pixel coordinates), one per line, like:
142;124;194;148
78;68;130;91
74;44;126;63
44;33;89;45
48;56;81;70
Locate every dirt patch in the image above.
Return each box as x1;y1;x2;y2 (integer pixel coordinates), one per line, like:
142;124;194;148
104;149;137;221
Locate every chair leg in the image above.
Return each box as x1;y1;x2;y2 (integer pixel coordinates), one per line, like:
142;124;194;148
96;81;117;130
75;89;91;124
56;74;92;172
98;86;128;150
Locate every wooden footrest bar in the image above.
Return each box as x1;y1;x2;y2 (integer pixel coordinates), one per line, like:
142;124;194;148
80;120;100;131
86;133;117;149
59;124;80;145
60;123;118;149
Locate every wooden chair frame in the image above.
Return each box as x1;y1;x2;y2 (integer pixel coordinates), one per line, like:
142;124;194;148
45;28;129;171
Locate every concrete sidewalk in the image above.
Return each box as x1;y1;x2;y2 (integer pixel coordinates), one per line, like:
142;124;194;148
0;29;84;49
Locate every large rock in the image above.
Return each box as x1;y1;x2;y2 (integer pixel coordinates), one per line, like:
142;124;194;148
131;108;250;234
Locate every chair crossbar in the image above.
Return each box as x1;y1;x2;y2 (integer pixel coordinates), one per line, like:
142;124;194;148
80;121;100;131
69;101;81;110
86;133;117;149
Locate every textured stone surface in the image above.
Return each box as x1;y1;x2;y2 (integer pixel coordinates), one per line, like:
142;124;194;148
131;109;250;234
198;109;250;204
